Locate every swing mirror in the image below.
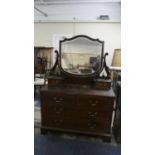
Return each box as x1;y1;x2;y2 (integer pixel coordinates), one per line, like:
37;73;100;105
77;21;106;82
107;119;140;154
60;35;104;76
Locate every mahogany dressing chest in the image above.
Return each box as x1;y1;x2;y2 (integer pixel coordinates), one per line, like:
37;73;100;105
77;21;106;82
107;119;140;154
40;35;115;142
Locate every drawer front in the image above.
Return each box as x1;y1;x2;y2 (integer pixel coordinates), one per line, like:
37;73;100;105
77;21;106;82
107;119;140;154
95;82;111;90
74;118;112;133
41;92;74;103
82;110;112;120
77;96;114;111
41;100;75;110
41;105;77;118
41;93;75;108
42;116;77;130
42;115;111;133
48;78;63;87
42;106;112;121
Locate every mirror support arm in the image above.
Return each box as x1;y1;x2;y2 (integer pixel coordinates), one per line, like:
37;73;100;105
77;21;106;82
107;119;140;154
50;50;59;75
100;53;111;79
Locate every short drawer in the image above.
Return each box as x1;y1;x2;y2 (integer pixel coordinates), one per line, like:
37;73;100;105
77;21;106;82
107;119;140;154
41;106;78;118
41;93;76;108
42;116;77;130
77;96;114;111
95;82;111;90
75;118;112;133
85;110;112;120
41;92;74;102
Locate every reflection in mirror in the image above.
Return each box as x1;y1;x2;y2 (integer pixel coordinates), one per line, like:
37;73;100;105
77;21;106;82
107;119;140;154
61;37;103;75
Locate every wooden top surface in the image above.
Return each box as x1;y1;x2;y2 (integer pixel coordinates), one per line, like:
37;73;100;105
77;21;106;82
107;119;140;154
41;85;115;98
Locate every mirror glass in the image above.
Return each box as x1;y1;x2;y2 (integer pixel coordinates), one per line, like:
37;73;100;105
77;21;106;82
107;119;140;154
60;37;103;75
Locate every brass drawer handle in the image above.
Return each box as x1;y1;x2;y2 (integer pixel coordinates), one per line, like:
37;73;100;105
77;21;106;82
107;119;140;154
53;97;64;102
55;101;63;106
55;111;61;114
88;122;97;129
54;107;63;112
91;103;97;106
55;100;61;103
102;84;106;87
95;100;99;103
54;119;63;125
90;100;99;106
88;112;98;117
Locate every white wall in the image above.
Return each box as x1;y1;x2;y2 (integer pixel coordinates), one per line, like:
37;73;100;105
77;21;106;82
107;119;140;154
34;22;121;65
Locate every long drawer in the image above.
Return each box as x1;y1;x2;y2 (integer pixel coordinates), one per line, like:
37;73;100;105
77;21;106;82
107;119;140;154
41;94;114;111
42;115;111;133
42;105;112;121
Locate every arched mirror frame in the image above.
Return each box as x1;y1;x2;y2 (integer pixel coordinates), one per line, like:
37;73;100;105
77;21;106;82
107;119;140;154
58;35;104;77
